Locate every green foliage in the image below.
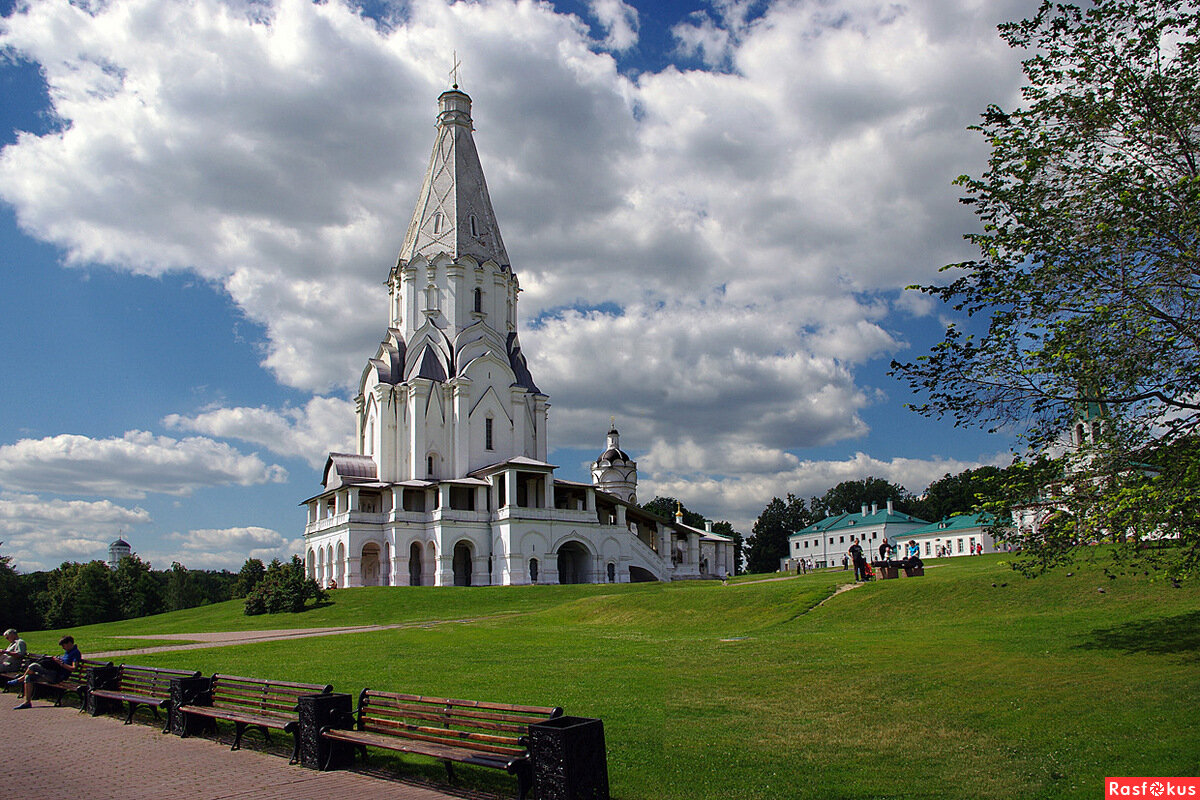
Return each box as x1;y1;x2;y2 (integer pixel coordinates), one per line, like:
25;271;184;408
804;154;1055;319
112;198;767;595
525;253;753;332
809;477;915;519
243;556;327;615
891;0;1200;577
233;558;266;599
746;494;811;573
0;544;22;631
39;560;120;628
910;465;1008;522
113;554;164;619
640;496;706;528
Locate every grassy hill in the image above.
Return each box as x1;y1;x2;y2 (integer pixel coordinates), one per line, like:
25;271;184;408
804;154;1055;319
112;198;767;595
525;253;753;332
23;554;1200;799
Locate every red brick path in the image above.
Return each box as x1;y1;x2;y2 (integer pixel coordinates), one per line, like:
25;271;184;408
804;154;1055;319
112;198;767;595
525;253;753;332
0;698;476;800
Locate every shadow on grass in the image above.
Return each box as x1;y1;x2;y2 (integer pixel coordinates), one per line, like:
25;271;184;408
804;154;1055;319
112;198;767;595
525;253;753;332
1078;611;1200;661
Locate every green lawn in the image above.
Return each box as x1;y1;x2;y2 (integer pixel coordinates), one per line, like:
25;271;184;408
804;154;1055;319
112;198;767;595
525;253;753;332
26;556;1200;799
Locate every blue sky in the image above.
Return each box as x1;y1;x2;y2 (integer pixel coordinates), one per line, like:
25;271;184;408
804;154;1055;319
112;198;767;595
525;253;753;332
0;0;1036;572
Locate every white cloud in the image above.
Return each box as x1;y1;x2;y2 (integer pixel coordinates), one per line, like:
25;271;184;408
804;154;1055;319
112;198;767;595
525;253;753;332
589;0;639;52
163;396;355;469
0;492;151;572
0;431;288;499
157;526;302;571
0;0;1037;527
641;450;1013;532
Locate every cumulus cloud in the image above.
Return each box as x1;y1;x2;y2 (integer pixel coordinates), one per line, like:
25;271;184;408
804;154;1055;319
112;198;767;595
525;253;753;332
641;450;1013;531
0;492;151;571
164;396;355;468
0;432;288;499
589;0;639;52
0;0;1036;527
158;526;302;571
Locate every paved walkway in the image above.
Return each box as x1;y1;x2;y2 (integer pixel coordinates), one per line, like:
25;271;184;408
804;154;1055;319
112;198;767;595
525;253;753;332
0;697;488;800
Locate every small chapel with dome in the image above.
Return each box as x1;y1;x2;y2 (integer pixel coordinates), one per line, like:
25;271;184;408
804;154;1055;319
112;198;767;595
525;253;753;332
301;86;734;587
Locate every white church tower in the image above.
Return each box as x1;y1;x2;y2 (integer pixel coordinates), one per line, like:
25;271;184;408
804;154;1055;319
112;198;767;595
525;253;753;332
591;423;638;504
302;86;734;587
357;87;547;485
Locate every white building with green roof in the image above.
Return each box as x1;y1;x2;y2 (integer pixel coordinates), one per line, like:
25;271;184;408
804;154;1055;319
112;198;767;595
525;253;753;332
784;500;929;570
904;513;1005;559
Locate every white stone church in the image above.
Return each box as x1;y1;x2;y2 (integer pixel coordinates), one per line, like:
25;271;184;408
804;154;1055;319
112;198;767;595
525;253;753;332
301;88;734;587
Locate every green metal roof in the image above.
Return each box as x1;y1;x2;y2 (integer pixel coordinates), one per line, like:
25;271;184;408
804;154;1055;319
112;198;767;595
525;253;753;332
905;512;996;537
791;508;930;538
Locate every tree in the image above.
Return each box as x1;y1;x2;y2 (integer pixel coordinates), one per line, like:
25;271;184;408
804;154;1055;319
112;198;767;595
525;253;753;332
165;562;203;612
640;496;707;528
809;478;915;520
233;558;266;598
891;0;1200;577
0;544;23;630
909;466;1007;523
244;557;326;616
746;494;811;574
113;554;164;619
39;561;120;627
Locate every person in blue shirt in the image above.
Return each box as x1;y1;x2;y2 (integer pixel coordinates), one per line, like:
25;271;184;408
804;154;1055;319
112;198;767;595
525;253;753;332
11;635;82;710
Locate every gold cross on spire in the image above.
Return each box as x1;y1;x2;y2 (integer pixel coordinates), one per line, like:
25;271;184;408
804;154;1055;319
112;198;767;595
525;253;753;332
449;51;462;90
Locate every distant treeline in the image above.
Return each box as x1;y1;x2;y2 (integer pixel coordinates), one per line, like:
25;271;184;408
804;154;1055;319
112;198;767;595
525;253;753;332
0;552;257;632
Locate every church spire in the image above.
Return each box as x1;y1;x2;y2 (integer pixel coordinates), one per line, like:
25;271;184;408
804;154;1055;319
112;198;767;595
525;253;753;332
398;88;510;267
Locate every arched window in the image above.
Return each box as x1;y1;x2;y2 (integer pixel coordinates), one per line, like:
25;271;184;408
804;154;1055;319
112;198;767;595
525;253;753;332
469;215;478;236
485;417;494;451
529;558;539;583
427;454;435;477
433;212;444;234
607;562;615;583
474;287;483;313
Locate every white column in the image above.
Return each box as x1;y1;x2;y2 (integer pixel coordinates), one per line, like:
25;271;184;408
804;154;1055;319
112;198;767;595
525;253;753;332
615;505;626;527
688;532;700;569
505;469;518;508
534;396;548;462
543;475;554;509
346;556;361;588
452;380;470;475
436;554;455;586
511;389;527;455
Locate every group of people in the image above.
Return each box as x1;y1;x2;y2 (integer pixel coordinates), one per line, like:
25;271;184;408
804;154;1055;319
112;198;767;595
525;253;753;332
845;537;924;582
2;628;83;710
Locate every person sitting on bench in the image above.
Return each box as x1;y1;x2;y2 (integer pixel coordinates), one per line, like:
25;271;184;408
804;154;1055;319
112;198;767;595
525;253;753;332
10;635;82;710
1;629;26;670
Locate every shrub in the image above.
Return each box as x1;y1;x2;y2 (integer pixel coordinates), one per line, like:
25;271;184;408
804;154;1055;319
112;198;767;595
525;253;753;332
243;556;327;615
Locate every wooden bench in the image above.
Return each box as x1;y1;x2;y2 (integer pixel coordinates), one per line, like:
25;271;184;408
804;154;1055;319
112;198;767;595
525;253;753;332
0;652;40;685
177;674;332;763
89;664;201;730
6;656;111;708
320;690;562;799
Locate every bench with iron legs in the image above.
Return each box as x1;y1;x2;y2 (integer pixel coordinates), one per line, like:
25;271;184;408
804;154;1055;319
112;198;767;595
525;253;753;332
177;674;332;763
320;690;562;799
5;656;111;708
89;664;201;730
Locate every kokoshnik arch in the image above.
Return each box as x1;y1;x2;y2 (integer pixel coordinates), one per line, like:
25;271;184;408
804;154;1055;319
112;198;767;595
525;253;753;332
301;87;735;587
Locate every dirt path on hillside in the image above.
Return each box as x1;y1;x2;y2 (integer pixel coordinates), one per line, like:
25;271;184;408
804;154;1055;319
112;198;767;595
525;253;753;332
90;616;505;659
